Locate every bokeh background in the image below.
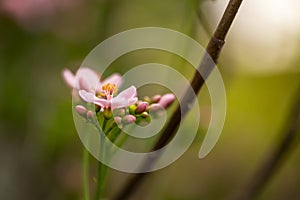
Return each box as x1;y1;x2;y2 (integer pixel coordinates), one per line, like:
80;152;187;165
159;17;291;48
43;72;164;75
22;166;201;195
0;0;300;199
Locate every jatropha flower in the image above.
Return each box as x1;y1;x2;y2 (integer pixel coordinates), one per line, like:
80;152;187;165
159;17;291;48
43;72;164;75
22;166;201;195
79;85;138;111
62;67;176;130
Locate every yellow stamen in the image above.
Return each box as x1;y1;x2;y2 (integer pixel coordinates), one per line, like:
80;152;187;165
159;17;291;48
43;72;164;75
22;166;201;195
102;83;118;95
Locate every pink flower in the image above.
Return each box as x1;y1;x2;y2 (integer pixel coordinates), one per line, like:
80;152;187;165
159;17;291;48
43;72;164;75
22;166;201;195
62;67;122;93
79;86;138;111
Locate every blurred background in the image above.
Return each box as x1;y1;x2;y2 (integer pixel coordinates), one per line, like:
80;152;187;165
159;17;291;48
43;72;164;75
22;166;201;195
0;0;300;199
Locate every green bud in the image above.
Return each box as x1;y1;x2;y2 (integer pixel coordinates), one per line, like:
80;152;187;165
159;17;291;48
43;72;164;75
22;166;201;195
141;111;149;118
129;105;137;115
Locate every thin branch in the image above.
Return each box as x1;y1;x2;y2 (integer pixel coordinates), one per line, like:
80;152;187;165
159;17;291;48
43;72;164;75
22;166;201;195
113;0;244;199
230;86;300;200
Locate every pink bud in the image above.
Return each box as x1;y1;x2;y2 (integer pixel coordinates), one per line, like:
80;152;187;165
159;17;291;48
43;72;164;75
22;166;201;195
158;93;175;108
75;105;87;117
115;108;126;116
149;103;163;112
122;115;136;124
135;101;148;114
87;111;94;119
152;95;161;103
114;116;122;125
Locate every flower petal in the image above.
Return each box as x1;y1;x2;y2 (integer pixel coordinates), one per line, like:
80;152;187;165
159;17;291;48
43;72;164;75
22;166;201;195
94;98;110;108
79;77;90;91
75;67;100;91
111;97;138;110
78;90;95;103
96;73;123;93
79;90;107;107
110;86;137;110
62;68;75;88
117;86;137;99
102;73;123;87
128;97;138;105
111;97;128;110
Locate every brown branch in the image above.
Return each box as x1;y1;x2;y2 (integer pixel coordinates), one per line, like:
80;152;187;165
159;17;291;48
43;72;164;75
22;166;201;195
113;0;244;199
230;86;300;200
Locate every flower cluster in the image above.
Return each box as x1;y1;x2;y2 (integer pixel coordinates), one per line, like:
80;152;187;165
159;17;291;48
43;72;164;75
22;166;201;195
62;67;175;132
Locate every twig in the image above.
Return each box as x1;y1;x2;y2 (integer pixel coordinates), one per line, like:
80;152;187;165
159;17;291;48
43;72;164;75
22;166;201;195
113;0;244;199
230;86;300;200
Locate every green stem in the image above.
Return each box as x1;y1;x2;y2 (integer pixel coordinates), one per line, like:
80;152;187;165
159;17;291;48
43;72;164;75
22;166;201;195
94;149;106;199
94;117;119;200
116;134;129;147
95;160;105;200
108;127;121;143
94;118;108;200
105;123;117;136
102;119;108;133
83;149;90;200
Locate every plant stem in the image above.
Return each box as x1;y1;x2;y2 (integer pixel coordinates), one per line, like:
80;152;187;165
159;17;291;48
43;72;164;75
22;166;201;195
94;162;104;200
102;119;108;133
115;133;128;147
112;0;243;199
83;149;90;200
230;86;300;200
105;123;117;136
94;119;108;200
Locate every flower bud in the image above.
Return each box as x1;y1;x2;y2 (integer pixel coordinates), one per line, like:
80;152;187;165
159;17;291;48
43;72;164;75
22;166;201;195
143;96;151;102
115;108;126;116
128;105;137;115
122;115;136;125
141;111;149;118
135;101;148;114
114;116;122;125
75;105;87;117
149;103;164;117
152;95;161;103
159;93;175;108
87;111;94;119
149;103;163;112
